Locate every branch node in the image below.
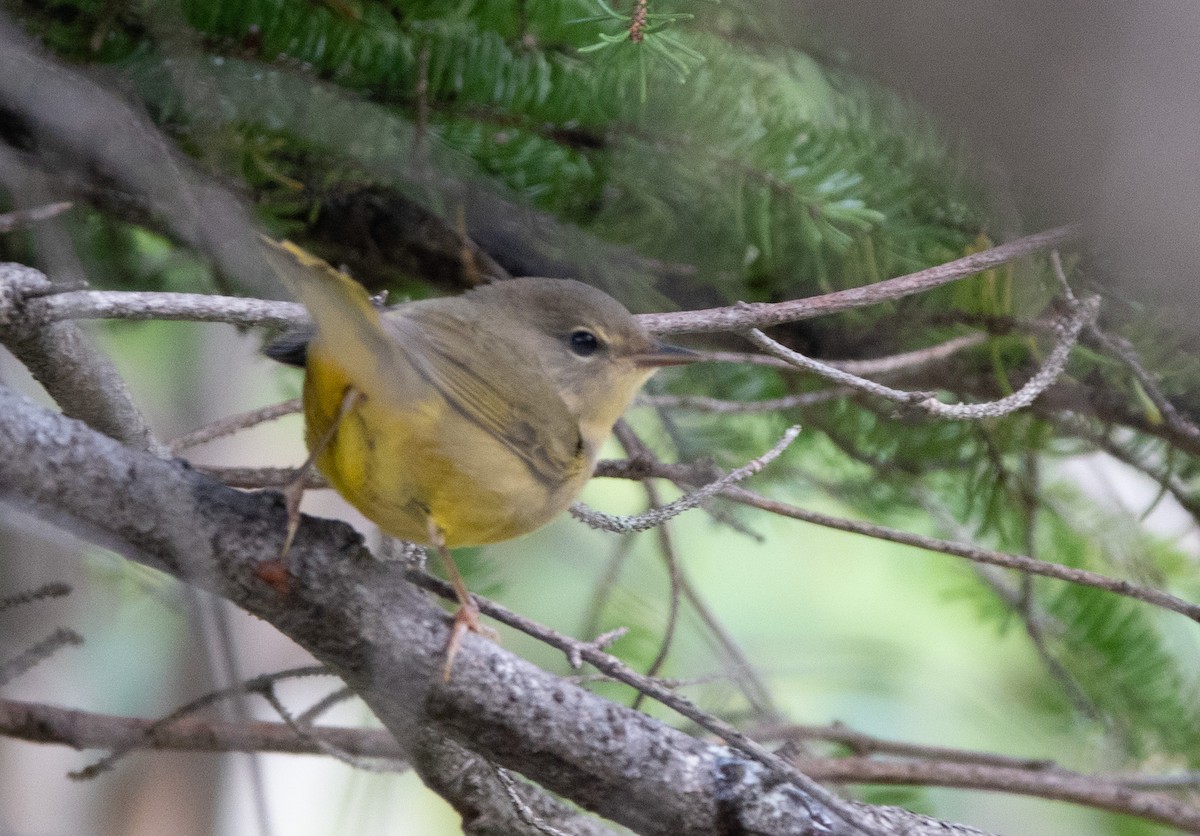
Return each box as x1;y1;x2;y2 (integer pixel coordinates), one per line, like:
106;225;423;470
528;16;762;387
568;627;630;669
0;262;53;328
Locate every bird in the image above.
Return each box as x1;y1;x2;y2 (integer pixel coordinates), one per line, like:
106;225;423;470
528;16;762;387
259;237;697;675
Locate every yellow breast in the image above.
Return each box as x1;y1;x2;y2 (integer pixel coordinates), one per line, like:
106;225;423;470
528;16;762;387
303;349;589;547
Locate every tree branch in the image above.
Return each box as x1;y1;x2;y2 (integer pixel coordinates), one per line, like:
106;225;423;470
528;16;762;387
799;757;1200;833
594;459;1200;626
21;289;305;330
0;384;956;836
0;263;165;453
9;230;1079;343
11;697;1195;831
0;697;405;761
170;399;303;454
638;226;1081;335
744;295;1098;420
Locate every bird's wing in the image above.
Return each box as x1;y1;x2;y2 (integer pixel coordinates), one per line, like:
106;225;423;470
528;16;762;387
393;304;585;485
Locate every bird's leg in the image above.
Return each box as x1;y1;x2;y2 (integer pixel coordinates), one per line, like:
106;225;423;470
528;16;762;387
427;518;498;681
258;387;363;593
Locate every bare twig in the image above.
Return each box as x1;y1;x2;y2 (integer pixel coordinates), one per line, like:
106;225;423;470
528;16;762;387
13;693;1195;831
1086;326;1200;448
570;425;801;533
1051;250;1200;446
169;399;302;454
701;333;988;377
632;478;683;710
15;231;1079;342
1071;422;1200;523
493;767;574;836
0;582;71;612
734;483;1200;623
296;687;356;725
757;722;1054;771
22;289;305;330
798;756;1200;833
593;458;1200;625
194;465;326;490
400;569;877;835
577;532;638;643
745;294;1099;421
71;666;331;779
0;628;84;687
0;696;405;761
257;681;402;773
0;201;72;232
1100;771;1200;790
639;388;846;414
639;226;1081;335
611;422;782;722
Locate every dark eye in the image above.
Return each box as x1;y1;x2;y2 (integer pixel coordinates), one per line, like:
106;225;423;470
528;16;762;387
568;329;600;357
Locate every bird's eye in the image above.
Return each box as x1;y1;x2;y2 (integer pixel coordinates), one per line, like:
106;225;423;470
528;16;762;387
568;329;600;357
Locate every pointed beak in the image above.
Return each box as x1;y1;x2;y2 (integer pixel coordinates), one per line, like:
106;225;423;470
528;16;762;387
630;341;702;368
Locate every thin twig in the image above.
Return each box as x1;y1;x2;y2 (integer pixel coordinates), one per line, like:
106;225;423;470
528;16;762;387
745;294;1099;421
631;478;682;711
638;388;846;414
639;226;1081;335
593;458;1200;625
1100;771;1200;790
1050;250;1200;449
258;682;402;773
400;569;877;835
0;628;84;687
0;264;166;453
0;582;71;612
611;422;781;722
577;532;638;643
1067;420;1200;524
0;201;72;233
169;398;302;454
195;465;326;490
0;697;407;763
797;756;1200;833
9;695;1194;831
1014;453;1103;721
570;425;801;533
493;767;574;836
296;687;356;725
701;333;988;377
756;722;1055;770
15;229;1078;340
70;666;331;779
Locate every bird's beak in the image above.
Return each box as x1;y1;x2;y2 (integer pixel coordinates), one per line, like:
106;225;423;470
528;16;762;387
630;341;701;368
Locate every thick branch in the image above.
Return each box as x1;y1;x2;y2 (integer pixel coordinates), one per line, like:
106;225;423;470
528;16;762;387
0;385;952;836
0;264;164;452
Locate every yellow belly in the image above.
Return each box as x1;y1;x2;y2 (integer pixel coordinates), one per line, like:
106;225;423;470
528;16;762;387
303;351;586;547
